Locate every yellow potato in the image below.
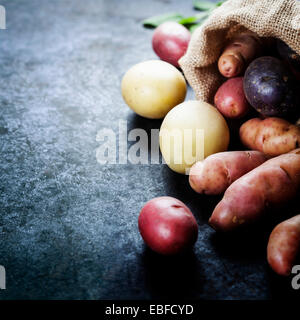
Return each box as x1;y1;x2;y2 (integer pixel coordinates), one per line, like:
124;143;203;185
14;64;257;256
121;60;187;119
159;100;230;174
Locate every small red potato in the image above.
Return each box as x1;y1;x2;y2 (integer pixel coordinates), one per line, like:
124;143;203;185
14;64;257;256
189;151;267;195
218;33;262;78
209;149;300;232
138;197;198;255
267;215;300;276
152;21;191;68
240;117;300;156
214;77;251;118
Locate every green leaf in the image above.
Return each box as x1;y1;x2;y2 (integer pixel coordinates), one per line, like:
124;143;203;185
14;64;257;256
193;0;218;11
178;12;209;26
216;1;226;6
178;16;198;25
186;11;213;32
142;12;184;28
142;2;227;28
195;11;210;19
187;23;204;33
195;11;210;21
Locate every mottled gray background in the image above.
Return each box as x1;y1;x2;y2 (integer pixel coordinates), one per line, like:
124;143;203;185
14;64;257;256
0;0;299;300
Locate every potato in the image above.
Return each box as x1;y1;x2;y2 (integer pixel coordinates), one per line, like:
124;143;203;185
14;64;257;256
209;149;300;232
267;215;300;276
189;151;267;195
138;197;198;255
121;60;187;119
240;117;300;156
152;21;191;68
244;56;298;117
159;100;230;174
218;33;262;78
276;39;300;80
214;77;251;118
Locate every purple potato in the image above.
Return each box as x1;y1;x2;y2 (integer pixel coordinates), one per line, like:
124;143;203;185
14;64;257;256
243;56;298;117
276;39;300;78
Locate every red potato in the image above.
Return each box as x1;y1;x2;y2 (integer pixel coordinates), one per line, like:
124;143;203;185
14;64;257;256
267;215;300;276
138;197;198;255
189;151;267;195
214;77;251;118
209;149;300;232
218;33;262;78
152;21;191;68
240;117;300;156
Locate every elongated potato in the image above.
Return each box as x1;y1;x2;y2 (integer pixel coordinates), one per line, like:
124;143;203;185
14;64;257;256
218;33;262;78
209;149;300;231
240;117;300;156
267;215;300;276
189;151;267;195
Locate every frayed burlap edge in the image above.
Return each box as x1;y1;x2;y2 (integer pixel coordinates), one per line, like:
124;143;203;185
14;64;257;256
179;0;300;104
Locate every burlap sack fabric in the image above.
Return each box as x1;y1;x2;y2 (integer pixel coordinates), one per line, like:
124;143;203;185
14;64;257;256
179;0;300;104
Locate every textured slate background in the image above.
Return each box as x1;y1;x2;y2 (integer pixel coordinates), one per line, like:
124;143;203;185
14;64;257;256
0;0;299;300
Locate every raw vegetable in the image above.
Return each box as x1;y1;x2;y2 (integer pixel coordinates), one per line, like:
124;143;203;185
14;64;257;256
189;151;267;195
240;117;300;156
276;39;300;80
142;1;226;31
142;12;185;28
121;60;186;119
214;77;250;118
209;149;300;232
243;56;298;117
218;33;262;78
267;214;300;276
193;0;225;11
159;100;230;174
138;197;198;255
152;22;191;68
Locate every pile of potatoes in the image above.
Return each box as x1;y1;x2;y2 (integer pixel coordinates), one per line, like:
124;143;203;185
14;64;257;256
121;23;300;277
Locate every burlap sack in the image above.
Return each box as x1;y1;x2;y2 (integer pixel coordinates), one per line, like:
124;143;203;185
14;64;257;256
179;0;300;104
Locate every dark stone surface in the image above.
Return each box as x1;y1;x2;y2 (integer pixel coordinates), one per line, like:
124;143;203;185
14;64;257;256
0;0;299;300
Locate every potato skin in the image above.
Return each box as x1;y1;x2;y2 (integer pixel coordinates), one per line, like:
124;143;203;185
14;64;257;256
267;215;300;276
159;100;230;174
243;56;298;117
240;117;300;156
138;197;198;255
218;33;262;78
121;60;186;119
152;22;191;68
189;151;267;195
214;77;251;118
209;150;300;232
276;39;300;79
